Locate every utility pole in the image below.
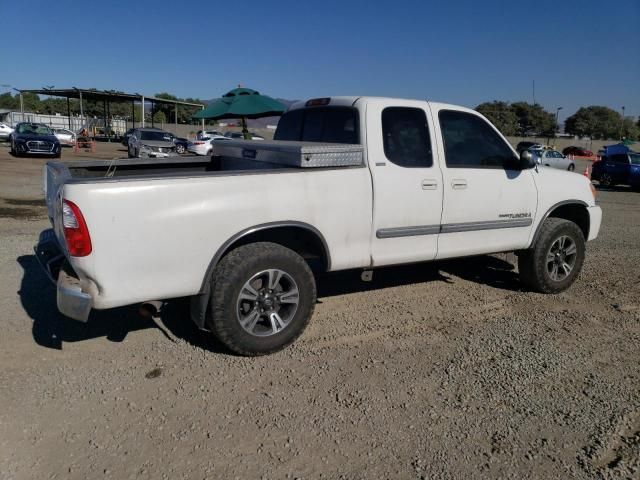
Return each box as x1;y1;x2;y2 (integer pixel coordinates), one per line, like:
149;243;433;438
532;80;536;105
554;106;562;146
620;106;625;140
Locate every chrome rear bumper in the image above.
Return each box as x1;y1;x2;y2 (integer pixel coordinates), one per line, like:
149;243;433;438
34;229;92;322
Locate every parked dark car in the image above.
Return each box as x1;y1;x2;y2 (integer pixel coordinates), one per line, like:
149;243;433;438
168;134;189;154
516;141;543;153
562;146;593;157
591;152;640;189
9;122;61;158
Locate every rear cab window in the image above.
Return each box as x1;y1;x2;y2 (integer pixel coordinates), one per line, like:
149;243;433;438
274;107;359;144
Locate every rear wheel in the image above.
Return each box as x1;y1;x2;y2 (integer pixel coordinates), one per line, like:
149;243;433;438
518;218;585;293
207;242;316;356
568;163;575;171
176;144;185;154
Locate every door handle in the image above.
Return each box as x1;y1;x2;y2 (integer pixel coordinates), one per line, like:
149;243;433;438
451;179;467;189
421;179;438;190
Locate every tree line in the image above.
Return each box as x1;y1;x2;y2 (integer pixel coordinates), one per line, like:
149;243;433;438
476;101;639;140
0;91;209;125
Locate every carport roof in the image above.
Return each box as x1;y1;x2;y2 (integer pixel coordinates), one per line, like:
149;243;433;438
16;88;204;107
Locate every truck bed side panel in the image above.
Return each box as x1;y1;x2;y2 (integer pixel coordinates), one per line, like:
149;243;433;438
62;168;372;309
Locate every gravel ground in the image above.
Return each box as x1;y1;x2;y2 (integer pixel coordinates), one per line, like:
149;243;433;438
0;143;638;479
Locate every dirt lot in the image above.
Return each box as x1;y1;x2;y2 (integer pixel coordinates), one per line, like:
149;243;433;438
0;142;638;479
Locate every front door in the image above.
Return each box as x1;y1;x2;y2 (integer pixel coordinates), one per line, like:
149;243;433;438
430;106;538;259
367;99;444;267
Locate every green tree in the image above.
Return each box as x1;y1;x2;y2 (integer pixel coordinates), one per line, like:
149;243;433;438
152;110;166;125
622;117;639;141
511;102;556;136
475;101;519;135
564;106;622;140
0;92;19;110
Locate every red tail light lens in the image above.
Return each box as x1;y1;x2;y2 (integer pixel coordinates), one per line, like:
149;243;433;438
62;200;92;256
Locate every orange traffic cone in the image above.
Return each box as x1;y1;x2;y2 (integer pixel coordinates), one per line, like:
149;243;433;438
583;165;590;179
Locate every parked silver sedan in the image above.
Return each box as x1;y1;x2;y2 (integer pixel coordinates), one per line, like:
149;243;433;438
53;128;76;146
530;148;576;171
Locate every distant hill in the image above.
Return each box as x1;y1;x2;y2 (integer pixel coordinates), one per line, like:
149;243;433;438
203;98;297;128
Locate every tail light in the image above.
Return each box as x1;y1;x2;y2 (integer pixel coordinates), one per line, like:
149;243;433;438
62;200;92;256
193;141;205;145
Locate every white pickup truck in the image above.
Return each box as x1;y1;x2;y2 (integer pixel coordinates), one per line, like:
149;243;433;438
37;96;602;356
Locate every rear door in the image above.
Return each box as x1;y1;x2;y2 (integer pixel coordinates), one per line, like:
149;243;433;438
367;99;443;266
431;106;537;259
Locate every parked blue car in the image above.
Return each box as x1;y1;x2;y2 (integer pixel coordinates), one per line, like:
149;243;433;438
591;151;640;190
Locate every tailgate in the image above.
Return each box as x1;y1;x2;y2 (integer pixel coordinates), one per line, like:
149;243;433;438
43;161;72;251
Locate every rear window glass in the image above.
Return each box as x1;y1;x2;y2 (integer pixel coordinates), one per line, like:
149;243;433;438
274;107;359;144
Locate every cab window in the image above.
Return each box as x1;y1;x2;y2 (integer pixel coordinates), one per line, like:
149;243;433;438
381;107;432;168
439;110;517;168
274;107;359;144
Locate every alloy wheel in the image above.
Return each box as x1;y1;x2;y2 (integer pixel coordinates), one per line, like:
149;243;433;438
546;235;577;281
236;269;300;337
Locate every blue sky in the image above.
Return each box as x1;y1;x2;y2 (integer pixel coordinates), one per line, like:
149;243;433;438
2;0;638;122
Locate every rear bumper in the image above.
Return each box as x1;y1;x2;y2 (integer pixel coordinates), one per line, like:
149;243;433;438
587;205;602;241
34;230;92;322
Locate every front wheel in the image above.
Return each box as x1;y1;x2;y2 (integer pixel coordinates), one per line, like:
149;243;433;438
176;144;185;154
518;218;585;293
600;173;614;187
207;242;317;356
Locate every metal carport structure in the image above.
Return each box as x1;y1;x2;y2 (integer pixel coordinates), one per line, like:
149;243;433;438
15;87;205;139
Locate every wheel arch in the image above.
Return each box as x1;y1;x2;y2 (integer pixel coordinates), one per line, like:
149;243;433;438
529;200;590;248
191;222;331;329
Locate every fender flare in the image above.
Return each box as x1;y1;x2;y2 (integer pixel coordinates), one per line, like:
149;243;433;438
528;200;589;248
191;221;331;329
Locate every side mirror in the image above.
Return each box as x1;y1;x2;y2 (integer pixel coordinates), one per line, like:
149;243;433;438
519;150;536;169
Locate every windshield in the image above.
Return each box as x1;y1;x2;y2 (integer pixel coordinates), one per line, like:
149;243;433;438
17;123;52;135
630;153;640;165
140;131;172;142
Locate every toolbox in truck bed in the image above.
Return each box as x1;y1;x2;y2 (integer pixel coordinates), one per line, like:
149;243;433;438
212;140;364;168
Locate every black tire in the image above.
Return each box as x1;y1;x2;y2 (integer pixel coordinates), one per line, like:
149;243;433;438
10;141;16;156
568;163;575;172
600;173;614;187
207;242;316;356
518;218;585;293
206;149;212;156
176;144;185;154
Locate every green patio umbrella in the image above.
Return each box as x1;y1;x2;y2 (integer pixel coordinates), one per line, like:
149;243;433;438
193;87;286;139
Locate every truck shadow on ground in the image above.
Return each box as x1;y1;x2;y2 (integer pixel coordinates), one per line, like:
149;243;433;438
18;253;521;353
17;254;170;350
159;255;523;353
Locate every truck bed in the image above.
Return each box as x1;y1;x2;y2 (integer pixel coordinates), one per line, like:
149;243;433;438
52;140;365;182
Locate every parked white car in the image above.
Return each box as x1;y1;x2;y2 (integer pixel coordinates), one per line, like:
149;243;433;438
187;136;229;155
196;130;224;140
530;148;575;171
53;128;76;146
0;122;14;140
38;96;601;356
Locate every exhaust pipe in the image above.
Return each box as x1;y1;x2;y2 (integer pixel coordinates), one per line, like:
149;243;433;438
139;300;164;318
